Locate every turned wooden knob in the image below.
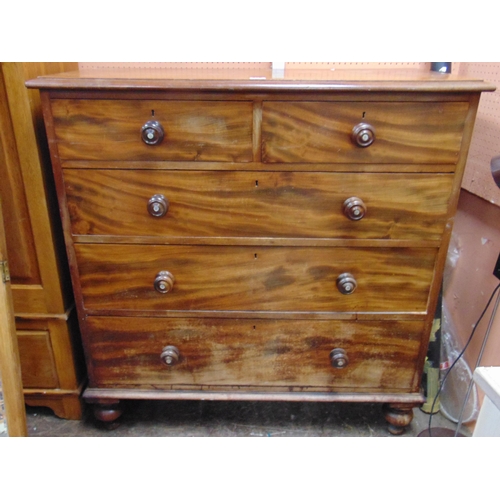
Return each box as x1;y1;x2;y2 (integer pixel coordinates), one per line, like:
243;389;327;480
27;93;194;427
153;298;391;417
148;194;169;217
351;123;375;147
343;197;366;221
161;345;180;366
336;273;357;295
141;120;164;145
154;271;175;293
330;348;349;368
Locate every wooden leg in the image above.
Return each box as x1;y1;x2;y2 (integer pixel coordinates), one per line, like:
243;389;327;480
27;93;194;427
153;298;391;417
24;392;83;420
382;403;415;435
91;400;123;430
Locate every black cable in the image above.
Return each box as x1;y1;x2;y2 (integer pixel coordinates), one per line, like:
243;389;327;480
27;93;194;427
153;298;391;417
427;282;500;437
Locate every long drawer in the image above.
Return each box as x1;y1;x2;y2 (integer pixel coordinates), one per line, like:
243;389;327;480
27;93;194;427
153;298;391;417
75;244;437;313
50;99;254;161
85;316;424;391
262;101;469;164
63;169;454;241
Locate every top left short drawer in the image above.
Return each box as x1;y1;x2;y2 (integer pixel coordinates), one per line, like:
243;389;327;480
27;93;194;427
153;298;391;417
50;99;254;162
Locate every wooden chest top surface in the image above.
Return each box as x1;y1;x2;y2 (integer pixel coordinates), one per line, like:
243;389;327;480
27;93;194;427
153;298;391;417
26;67;495;92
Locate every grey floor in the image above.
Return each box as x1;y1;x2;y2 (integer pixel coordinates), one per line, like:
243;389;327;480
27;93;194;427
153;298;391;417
24;399;469;437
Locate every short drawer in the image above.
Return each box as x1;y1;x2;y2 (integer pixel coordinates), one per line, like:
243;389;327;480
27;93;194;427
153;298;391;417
75;244;437;313
262;101;468;164
64;169;454;241
50;99;254;161
86;316;423;392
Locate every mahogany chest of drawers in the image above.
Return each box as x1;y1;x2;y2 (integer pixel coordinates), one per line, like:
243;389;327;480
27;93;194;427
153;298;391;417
28;67;494;433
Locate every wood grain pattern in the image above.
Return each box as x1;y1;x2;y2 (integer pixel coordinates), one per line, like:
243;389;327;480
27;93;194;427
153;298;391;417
63;169;454;241
23;389;84;420
85;316;423;391
16;330;58;388
74;244;437;313
25;67;496;93
1;63;84;420
84;388;426;403
51;99;254;161
1;62;76;313
30;69;491;426
262;101;469;164
0;198;27;436
61;159;459;173
0;66;41;284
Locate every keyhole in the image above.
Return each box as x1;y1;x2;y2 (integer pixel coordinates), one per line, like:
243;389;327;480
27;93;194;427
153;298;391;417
362;111;366;118
255;180;259;187
254;253;258;259
151;109;155;116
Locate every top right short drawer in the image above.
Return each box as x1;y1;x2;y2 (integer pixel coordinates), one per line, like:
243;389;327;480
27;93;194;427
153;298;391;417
262;101;469;164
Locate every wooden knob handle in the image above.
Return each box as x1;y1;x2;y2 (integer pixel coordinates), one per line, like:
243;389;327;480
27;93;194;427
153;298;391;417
351;123;375;147
154;271;175;293
148;194;169;217
330;348;349;368
336;273;357;295
161;345;180;366
141;120;164;145
343;197;366;221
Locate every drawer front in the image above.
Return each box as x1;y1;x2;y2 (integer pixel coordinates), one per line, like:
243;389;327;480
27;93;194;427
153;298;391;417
51;99;254;161
75;244;437;313
86;316;423;391
262;101;468;164
64;169;453;241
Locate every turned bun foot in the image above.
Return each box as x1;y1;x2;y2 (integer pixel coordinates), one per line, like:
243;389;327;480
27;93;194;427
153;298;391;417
92;401;123;430
382;403;415;435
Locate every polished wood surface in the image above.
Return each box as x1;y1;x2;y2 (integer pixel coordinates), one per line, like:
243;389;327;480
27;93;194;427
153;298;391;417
0;67;41;286
26;67;496;92
0;63;84;419
16;330;58;388
262;101;468;164
29;68;493;432
0;199;27;436
75;244;436;314
63;169;454;241
1;62;74;314
51;99;254;162
85;316;423;391
60;160;460;174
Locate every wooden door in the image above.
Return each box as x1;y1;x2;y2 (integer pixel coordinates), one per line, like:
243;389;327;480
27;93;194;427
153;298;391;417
0;198;27;436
